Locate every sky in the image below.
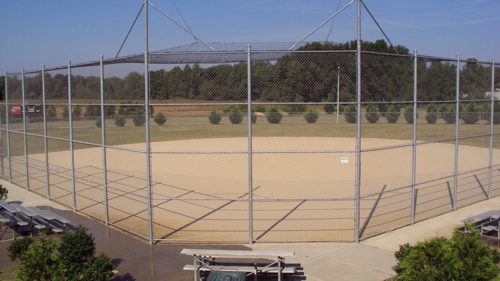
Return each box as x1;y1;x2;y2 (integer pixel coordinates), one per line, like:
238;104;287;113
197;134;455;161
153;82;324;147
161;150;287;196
1;0;499;73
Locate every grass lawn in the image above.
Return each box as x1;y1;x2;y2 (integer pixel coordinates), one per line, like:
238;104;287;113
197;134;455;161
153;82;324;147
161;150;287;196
3;110;499;156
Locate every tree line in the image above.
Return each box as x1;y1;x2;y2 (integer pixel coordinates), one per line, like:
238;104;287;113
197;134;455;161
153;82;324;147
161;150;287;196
2;39;499;103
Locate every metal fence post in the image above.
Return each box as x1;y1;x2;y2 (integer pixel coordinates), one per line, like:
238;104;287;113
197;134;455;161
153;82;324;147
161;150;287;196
453;55;460;211
144;0;154;245
411;50;418;225
4;73;11;182
42;65;50;199
247;45;254;244
488;58;495;199
355;0;362;243
68;61;76;211
100;56;109;224
21;68;29;190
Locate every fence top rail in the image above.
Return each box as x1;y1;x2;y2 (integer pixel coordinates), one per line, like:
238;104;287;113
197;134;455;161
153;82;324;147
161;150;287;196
181;248;295;258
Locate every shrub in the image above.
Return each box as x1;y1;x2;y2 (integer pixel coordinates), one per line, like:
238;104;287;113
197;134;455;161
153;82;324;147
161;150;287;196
7;236;32;261
304;110;319;123
461;103;480;124
154;112;167;125
132;112;146;126
16;233;62;281
95;117;102;128
0;184;8;200
228;108;243;124
404;105;418;124
58;226;96;280
266;107;283;124
386;104;401;123
62;106;69;118
425;104;438;124
209;111;222;124
323;100;336;115
395;224;499;281
251;112;257;124
323;93;336;115
344;104;357;123
84;104;100;119
442;104;457;124
82;253;116;281
72;105;82;121
46;105;57;119
114;115;126;127
365;104;380;123
378;103;388;117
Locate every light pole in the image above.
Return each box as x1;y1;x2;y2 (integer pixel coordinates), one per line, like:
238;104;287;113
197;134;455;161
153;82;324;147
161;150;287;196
336;66;340;124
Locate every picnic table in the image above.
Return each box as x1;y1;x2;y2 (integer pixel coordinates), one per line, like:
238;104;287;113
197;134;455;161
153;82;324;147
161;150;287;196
181;248;296;281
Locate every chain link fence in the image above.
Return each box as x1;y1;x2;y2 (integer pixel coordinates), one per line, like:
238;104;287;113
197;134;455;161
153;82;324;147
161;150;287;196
2;49;499;244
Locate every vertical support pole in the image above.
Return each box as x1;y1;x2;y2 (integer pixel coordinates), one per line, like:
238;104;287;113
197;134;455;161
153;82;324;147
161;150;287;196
336;66;340;124
4;73;11;182
247;45;254;244
411;50;418;225
144;0;154;245
453;55;460;211
354;0;362;243
488;58;495;199
100;56;109;224
21;68;29;190
42;65;50;199
68;61;76;211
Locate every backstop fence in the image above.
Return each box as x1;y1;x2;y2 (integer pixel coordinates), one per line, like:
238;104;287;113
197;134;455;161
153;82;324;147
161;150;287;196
2;48;500;244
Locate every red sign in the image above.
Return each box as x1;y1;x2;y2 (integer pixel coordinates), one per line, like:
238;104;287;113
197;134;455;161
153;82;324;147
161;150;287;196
11;104;22;116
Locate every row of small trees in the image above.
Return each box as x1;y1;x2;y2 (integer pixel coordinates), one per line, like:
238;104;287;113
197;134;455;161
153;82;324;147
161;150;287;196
363;103;494;124
208;106;321;125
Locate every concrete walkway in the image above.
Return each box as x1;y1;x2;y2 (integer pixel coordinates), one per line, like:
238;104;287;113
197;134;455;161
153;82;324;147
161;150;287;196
1;179;499;281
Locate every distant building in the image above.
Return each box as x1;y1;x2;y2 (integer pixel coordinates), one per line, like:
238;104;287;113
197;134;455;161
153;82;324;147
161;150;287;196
485;88;500;100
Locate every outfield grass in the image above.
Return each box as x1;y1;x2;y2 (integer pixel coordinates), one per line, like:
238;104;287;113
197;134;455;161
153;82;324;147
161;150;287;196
3;111;499;156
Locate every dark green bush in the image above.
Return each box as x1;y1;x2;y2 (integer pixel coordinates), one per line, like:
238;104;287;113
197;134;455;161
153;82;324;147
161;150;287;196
323;102;336;115
132;112;146;126
344;104;357;123
386;104;401;123
304;110;319;124
46;105;57;119
461;103;480;124
0;184;8;200
58;226;96;280
323;93;336;115
209;111;222;124
404;105;418;124
154;112;167;125
378;103;388;117
251;112;257;124
365;104;380;123
425;104;438;124
72;105;82;121
442;104;457;124
114;115;126;127
62;106;69;118
266;107;283;124
82;253;116;281
228;108;243;124
396;225;499;281
95;117;102;128
7;236;32;261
